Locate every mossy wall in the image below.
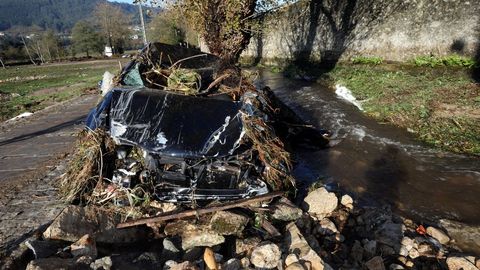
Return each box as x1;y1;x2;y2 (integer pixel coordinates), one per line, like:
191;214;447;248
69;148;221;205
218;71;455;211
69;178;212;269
240;0;480;63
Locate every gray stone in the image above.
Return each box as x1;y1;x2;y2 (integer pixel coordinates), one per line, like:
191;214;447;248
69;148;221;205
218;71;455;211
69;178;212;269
446;256;479;270
374;221;405;248
285;254;299;266
70;234;97;259
222;258;242;270
389;264;404;270
271;197;303;222
209;211;249;235
314;218;338;236
167;261;199;270
365;256;385;270
363;240;377;258
169;223;225;250
303;188;338;219
26;258;86;270
250;243;281;269
90;256;113;270
440;219;480;254
426;226;450;245
340;194;353;207
408;248;419;259
43;205;146;243
161;238;181;262
235;237;261;257
285;223;333;270
25;240;61;259
351;240;364;264
286;262;306;270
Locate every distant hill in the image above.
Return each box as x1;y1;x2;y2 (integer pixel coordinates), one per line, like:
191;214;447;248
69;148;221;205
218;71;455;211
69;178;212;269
0;0;150;33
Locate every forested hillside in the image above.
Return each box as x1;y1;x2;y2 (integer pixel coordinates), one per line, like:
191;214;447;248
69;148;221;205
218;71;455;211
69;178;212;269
0;0;142;32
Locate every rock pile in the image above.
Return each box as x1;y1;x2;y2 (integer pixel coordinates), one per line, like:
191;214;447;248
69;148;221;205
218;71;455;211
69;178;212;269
16;187;480;270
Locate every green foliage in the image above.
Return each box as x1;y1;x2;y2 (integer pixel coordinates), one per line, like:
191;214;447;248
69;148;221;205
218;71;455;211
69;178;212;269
0;0;145;32
148;13;186;45
93;2;133;54
352;56;383;65
413;54;477;68
71;21;104;57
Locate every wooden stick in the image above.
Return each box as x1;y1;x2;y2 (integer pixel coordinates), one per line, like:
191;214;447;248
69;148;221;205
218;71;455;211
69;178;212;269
117;191;284;229
261;219;281;238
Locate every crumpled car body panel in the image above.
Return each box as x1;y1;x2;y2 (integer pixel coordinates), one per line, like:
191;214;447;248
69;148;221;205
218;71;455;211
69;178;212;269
89;88;244;158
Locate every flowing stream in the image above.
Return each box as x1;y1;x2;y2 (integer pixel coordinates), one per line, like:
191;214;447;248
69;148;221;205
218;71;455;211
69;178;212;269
255;69;480;225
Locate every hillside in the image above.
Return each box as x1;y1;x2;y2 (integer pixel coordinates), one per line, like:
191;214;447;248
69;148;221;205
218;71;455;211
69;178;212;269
0;0;147;32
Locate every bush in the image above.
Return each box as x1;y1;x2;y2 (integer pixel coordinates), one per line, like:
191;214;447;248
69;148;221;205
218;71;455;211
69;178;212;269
413;54;477;68
351;56;383;65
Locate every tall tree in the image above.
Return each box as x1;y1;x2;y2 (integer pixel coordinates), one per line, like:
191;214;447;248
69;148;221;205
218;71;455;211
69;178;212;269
94;2;132;54
136;0;285;64
71;21;103;57
41;30;63;61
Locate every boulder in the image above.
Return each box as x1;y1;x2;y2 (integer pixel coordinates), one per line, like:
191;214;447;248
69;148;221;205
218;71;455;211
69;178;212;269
271;197;303;221
340;195;353;207
314;218;338;236
25;240;62;259
235;237;261;257
181;226;225;250
286;262;307;270
209;211;249;235
303;188;338;219
446;256;479;270
43;206;146;243
26;258;87;270
426;226;450;245
70;234;97;259
90;257;113;270
374;221;405;249
440;219;480;254
250;243;281;269
222;258;242;270
285;254;300;266
285;223;333;270
365;256;385;270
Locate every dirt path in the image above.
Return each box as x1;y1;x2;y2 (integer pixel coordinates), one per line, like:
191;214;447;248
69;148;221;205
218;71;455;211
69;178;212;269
0;94;98;259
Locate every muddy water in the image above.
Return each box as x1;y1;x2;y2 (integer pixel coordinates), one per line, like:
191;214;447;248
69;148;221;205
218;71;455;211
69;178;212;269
255;70;480;225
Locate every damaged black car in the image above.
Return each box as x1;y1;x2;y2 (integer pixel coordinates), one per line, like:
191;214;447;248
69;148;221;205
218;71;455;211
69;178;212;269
84;43;329;203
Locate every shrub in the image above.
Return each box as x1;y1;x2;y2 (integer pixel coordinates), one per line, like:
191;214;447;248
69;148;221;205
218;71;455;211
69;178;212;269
413;54;477;68
351;56;383;65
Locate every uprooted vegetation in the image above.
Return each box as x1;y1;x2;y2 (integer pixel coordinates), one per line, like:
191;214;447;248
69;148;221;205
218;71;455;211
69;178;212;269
59;43;329;215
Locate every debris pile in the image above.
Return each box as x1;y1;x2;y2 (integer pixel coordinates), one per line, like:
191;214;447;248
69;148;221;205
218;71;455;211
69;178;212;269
15;187;480;269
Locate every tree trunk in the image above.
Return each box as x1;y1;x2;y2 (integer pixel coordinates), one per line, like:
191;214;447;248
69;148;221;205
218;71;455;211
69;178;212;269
201;0;256;65
0;57;5;69
21;35;36;65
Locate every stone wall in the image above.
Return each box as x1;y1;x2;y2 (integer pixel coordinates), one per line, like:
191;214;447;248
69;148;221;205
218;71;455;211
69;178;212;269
240;0;480;63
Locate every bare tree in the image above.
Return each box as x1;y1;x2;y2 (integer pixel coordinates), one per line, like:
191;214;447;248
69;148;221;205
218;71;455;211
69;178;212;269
20;35;36;65
94;2;132;55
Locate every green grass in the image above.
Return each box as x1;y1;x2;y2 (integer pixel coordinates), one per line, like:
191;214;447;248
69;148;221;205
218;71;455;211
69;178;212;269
413;54;477;68
351;56;384;65
327;64;480;154
0;60;124;121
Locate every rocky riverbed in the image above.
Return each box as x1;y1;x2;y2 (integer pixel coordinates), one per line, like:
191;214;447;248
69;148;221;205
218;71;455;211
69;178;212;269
3;187;480;270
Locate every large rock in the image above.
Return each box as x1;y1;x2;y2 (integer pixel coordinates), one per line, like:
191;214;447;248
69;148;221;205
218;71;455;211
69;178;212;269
180;225;225;250
26;258;88;270
285;223;333;270
43;206;146;243
365;256;385;270
426;226;450;244
303;188;338;219
209;211;249;235
440;219;480;254
314;218;338;236
250;243;281;269
446;256;479;270
25;240;62;259
70;234;97;259
271;197;303;222
374;221;405;249
236;237;261;257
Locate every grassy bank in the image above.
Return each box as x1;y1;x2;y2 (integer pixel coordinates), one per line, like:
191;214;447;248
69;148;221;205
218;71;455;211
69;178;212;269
326;64;479;154
0;60;125;122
